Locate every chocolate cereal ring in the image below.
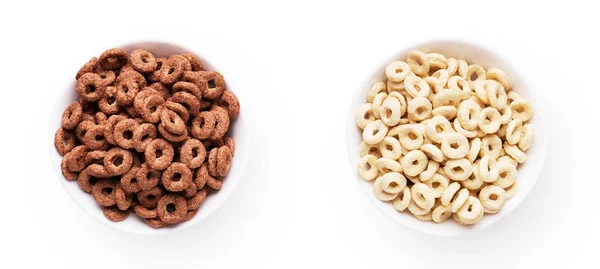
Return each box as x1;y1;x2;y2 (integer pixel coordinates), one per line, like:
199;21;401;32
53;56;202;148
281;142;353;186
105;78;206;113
145;138;174;170
120;166;141;193
180;53;203;71
186;188;207;210
181;71;209;95
61;102;83;130
132;123;157;152
157;124;188;143
198;71;225;100
130;49;157;73
115;78;139;106
162;101;190;123
83;125;107;150
173;54;192;71
158;55;185;85
206;176;223;190
173;81;202;101
99;48;128;70
161;162;192;192
170;91;201;116
84;150;106;166
138;186;164;208
104;115;126;145
182;208;199;222
138;94;164;123
194;164;209;189
77;168;99;192
76;57;98;79
136;163;161;191
104;147;133;176
210;109;230;140
216;146;233;177
97;70;116;87
148;57;167;82
160;109;186;135
66;145;89;172
113;119;139;149
148;82;170;100
76;73;105;102
208;148;219;177
92;179;118;206
144;218;166;228
80;112;96;123
220;91;240;119
54;128;76;156
115;187;133;211
183;182;197;197
116;70;147;89
98;86;121;115
86;163;112;178
190;111;215;140
133;205;157;219
224;137;235;157
157;194;187;224
75;120;95;142
203;138;224;151
61;153;78;181
103;206;129;222
94;112;107;124
180;139;206;169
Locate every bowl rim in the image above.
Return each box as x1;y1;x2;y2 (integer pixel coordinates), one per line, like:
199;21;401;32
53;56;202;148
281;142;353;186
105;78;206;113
48;39;249;235
345;38;548;236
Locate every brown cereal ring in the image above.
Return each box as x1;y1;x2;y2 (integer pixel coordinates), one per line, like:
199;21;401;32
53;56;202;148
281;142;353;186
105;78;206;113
85;150;106;166
134;87;162;110
157;194;187;224
148;82;171;100
181;71;209;93
115;78;139;106
172;81;202;101
133;205;158;219
119;61;137;74
120;166;141;193
224;137;235;157
180;53;203;71
136;163;161;190
115;187;133;211
77;168;99;192
198;71;226;100
138;186;164;208
160;109;186;135
75;120;95;142
125;105;140;118
99;48;128;70
179;139;206;169
54;128;76;155
194;163;210;189
182;208;199;222
113;119;139;149
98;86;121;115
202;138;224;152
94;112;107;124
103;206;129;222
138;94;164;123
76;57;98;79
86;163;112;178
92;179;118;206
170;91;201;116
161;162;192;192
173;54;192;71
104;147;133;176
83;125;107;150
144;218;166;228
207;148;219;177
66;145;89;172
148;57;167;82
116;70;147;89
132;123;157;152
199;100;212;110
210;109;230;140
61;153;78;181
206;176;223;190
97;70;116;87
104;115;126;145
187;188;207;210
158;124;188;143
76;73;105;102
61;102;83;130
130;49;157;73
183;182;197;197
145;138;175;170
216;146;233;177
158;56;185;85
162;101;190;123
220;91;240;119
80;112;96;123
190;111;215;140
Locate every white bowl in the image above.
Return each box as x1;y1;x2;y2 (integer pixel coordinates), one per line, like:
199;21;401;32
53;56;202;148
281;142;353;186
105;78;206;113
346;40;547;236
49;41;248;234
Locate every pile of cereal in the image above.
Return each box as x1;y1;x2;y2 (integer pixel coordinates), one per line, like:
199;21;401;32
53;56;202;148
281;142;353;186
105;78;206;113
355;50;533;225
54;48;240;228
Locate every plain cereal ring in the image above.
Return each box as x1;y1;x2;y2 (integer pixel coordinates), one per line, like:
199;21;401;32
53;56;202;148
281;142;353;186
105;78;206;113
158;124;189;143
510;99;533;122
427;53;448;71
481;134;502;159
429;69;449;89
432;88;461;108
61;102;83;130
103;147;133;175
54;128;76;156
76;57;98;79
479;155;499;183
385;61;411;82
401;150;428;177
432;106;457;121
479;185;507;213
158;55;186;85
161;162;192;192
450;188;470;213
392;187;411;211
360;141;381;158
219;91;240;119
486;67;511;90
443;158;473;181
445;57;458;76
82;125;107;150
486;80;508;110
453;118;477;138
91;179;118;206
355;103;376;130
406;50;430;76
456;196;483;224
457;99;481;130
411;183;435;210
478;107;501;133
367;82;387;103
494;161;517;188
441;132;469;159
378;137;401;160
466;64;486;86
145;139;175;170
499;106;512;124
115;78;139;106
99;48;128;70
412;211;433;222
498;156;518;168
103;207;129;222
404;75;431;98
160;109;187;135
380;96;401;126
425;173;448;198
440;182;461;206
447;76;471;99
407;97;432;121
120;166;141;193
362;120;388;145
420;143;443;163
419;161;439;182
507;91;523;104
61;153;78;181
461;163;484;190
397;124;424;150
407;200;431;216
138;187;164;209
371;92;388;119
129;49;157;73
518;123;534;151
157;194;188;224
115;187;132;211
133;205;158;219
455;59;468;77
375;157;402;174
76;73;105;102
373;176;399;201
357;155;379;181
387;80;406;93
473;81;490;104
380;172;407;194
113;119;139;149
466;138;481;163
504;142;527;163
432;204;452;223
425;115;452;144
505;119;523;145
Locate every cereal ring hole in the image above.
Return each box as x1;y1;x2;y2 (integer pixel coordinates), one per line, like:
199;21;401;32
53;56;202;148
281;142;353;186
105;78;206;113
111;155;123;166
386;145;393;151
489;194;499;201
470;72;479;81
147;194;156;200
172;173;182;182
453;166;463;172
94;134;104;141
408;132;418;140
384;108;392;118
467;204;473;212
101;187;113;195
100;74;107;79
168;67;175;75
166;203;176;213
86;84;96;94
412;160;419;165
208;79;216;89
156;149;163;158
123;130;133;139
431;182;440;188
450;142;459;149
156;61;163;70
500;171;508;178
107;96;116;104
516;107;524;113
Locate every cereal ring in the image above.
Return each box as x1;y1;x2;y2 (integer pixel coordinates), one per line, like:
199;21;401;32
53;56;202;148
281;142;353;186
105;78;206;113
432;88;461;108
139;94;165;124
432;106;457;121
54;128;76;156
129;49;157;73
180;53;203;71
378;137;401;160
147;57;167;82
158;55;185;85
406;50;430;76
504;142;526;163
479;155;499;183
385;61;411;82
479;185;507;213
510;99;533;122
103;147;133;176
425;173;448;198
61;102;83;130
420;143;443;163
170;91;201;116
367;82;387;102
76;57;98;79
138;187;164;209
494;161;517;188
161;162;192;192
178;139;206;169
116;70;147;89
209;109;230;140
443;158;473;181
411;183;435;210
119;166;141;193
99;48;127;70
76;168;99;192
461;163;484;190
161;102;190;123
157;194;188;224
499;106;512;125
197;71;226;100
407;97;432;121
133;205;158;219
375;157;402;174
401;150;428;177
473;81;490;104
498;156;518;168
115;78;139;106
408;200;431;216
91;179;118;206
507;91;523;104
466;138;481;163
453;118;477;138
505;119;523;145
66;145;89;172
223;137;235;157
188;111;215;141
380;96;401;126
430;69;449;89
419;161;439;182
185;188;207;210
219;91;240;119
486;81;508;110
447;76;471;99
431;204;452;223
381;173;407;194
145;139;175;170
158;124;189;143
397;124;424;150
215;146;233;176
357;155;379;181
505;181;518;199
441;132;469;159
456;196;483;224
115;187;132;211
440;182;461;206
160;109;187;135
466;64;486;85
360;141;381;158
76;73;105;102
182;182;198;198
457;99;481;131
391;187;411;212
371;92;387;119
426;115;452;144
103;207;129;222
387;80;406;93
478;107;501;133
373;177;399;201
130;123;157;153
94;112;107;124
362;120;388;145
98;86;121;114
450;188;470;213
404;76;431;98
486;67;511;90
427;53;448;71
61;153;78;181
481;134;502;159
113;119;139;149
207;148;222;177
103;115;126;145
83;125;107;150
97;70;116;87
144;218;167;228
518;123;534;151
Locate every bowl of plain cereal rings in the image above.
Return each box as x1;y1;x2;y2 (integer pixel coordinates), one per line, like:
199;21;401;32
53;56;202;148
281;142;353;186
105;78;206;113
347;40;547;235
50;41;248;234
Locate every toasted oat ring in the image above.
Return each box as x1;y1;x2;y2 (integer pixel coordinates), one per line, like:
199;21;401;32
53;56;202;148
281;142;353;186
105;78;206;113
209;109;230;140
479;185;507;213
132;123;157;152
197;71;226;100
157;194;188;224
104;115;126;145
120;166;141;193
54;128;76;156
161;162;192;192
385;61;411;82
510;99;533;122
356;103;375;129
466;64;486;85
486;81;508;110
148;57;168;82
411;183;435;210
425;115;452;144
420;143;443;163
83;125;107;150
478;107;501;134
76;73;105;102
133;205;158;219
441;182;461;206
61;102;83;130
432;204;452;223
66;145;89;172
190;111;216;140
170;91;201;116
115;78;139;106
115;187;132;211
441;132;469;159
160;109;186;135
159;55;186;85
374;157;402;174
158;124;188;143
479;155;499;183
180;139;206;169
481;134;502;159
380;96;401;126
373;176;400;201
187;188;208;210
392;187;411;211
138;187;164;209
457;196;483;223
136;163;161;191
408;200;431;216
129;49;157;73
419;160;439;182
139;94;165;124
486;67;511;90
144;139;174;170
61;153;78;181
401;150;428;177
450;188;470;213
397;124;424;150
425;173;449;198
362;120;388;145
494;161;517;189
224;137;235;157
104;147;133;176
406;50;430;76
99;48;127;70
220;91;240;119
404;75;431;98
103;207;129;222
432;106;457;121
378;137;401;160
173;81;202;101
113;119;139;149
367;82;386;103
505;119;523;145
91;179;118;206
504;142;527;163
457;99;481;131
518;124;534;151
467;138;481;163
76;57;98;79
444;158;473;181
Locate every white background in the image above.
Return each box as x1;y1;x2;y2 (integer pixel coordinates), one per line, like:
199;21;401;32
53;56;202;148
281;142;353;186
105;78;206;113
0;0;597;268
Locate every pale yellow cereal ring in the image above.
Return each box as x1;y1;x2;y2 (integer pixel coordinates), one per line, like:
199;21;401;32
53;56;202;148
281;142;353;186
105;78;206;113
427;53;448;70
378;137;402;160
424;77;444;96
479;185;507;213
385;61;411;82
504;142;526;163
447;76;471;99
413;211;433;222
478;107;501;133
453;118;477;138
468;95;486;108
481;134;502;159
405;173;421;185
363;120;388;145
397;124;424;150
407;97;432;121
392;187;411;211
497;123;508;138
432;204;452;223
398;118;410;125
461;163;483;190
380;96;402;126
425;173;449;198
518;124;534;151
473;81;490;104
378;172;407;194
404;75;431;98
498;156;517;168
494;161;517;188
401;150;428;176
457;99;481;130
456;196;483;222
451;188;470;213
375;157;402;174
419;160;440;182
420;143;444;163
486;67;511;90
355;103;376;129
408;200;431;216
506;119;523;145
455;199;484;225
426;115;453;144
360;141;381;157
444;158;473;181
476;129;487;138
499;106;512;124
507;91;523;104
446;57;458;77
406;50;430;76
505;181;518;199
411;183;435;210
387;80;406;93
357;155;379;181
486;80;508;110
367;82;387;103
457;59;468;78
510;99;533;122
387;91;407;117
371;92;388;119
436;167;447;178
466;138;481;163
432;88;461;108
441;132;469;159
479;155;499;183
373;176;399;201
432;106;457;120
441;182;461;206
431;69;449;87
466;64;486;86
